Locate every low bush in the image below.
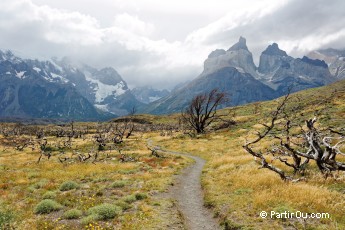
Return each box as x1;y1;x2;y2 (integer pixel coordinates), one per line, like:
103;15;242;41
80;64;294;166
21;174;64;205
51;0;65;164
123;195;136;203
59;181;79;191
42;191;57;199
111;180;127;188
81;214;97;225
87;203;122;220
34;199;62;214
135;192;148;200
0;209;15;228
62;209;83;219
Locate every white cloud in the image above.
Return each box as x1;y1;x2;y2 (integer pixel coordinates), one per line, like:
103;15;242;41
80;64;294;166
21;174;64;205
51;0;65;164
0;0;103;45
113;13;155;36
185;0;290;45
1;0;345;89
277;28;345;57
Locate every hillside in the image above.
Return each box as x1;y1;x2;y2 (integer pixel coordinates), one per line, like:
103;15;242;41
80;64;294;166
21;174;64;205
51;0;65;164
1;80;345;229
146;79;345;229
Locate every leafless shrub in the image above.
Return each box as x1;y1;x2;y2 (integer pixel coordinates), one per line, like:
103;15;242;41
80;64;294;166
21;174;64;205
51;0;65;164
180;89;228;134
243;92;345;181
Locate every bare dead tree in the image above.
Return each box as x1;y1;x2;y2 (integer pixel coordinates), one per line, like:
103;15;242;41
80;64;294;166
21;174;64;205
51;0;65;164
181;89;228;134
37;138;51;163
243;93;345;181
147;145;162;158
252;102;262;114
111;121;135;144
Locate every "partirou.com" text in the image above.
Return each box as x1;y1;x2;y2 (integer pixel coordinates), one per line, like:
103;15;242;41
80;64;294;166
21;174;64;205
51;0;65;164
259;210;330;219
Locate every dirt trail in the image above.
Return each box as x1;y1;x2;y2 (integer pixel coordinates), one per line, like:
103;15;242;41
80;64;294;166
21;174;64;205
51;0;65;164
151;142;220;230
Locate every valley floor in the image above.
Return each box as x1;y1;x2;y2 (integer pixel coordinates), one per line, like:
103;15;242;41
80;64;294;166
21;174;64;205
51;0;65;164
1;81;345;229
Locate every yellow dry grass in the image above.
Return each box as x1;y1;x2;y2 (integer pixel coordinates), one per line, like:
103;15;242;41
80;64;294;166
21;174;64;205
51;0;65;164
0;131;190;229
154;81;345;229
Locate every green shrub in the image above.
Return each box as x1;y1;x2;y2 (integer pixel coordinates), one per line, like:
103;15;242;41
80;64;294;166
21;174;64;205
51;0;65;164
135;192;148;200
34;199;62;214
28;179;48;191
0;209;15;228
59;181;79;191
81;214;97;225
111;180;127;188
113;200;131;210
42;191;57;199
123;195;137;203
87;203;122;220
62;209;83;219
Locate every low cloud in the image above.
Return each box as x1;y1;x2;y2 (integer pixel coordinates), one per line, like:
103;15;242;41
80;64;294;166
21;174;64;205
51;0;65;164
1;0;345;89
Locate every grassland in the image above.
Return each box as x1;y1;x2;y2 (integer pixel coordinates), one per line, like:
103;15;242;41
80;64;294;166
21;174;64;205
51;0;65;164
0;126;191;229
1;80;345;229
153;80;345;229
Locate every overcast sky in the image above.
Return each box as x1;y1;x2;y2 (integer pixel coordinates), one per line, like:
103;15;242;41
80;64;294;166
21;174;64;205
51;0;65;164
1;0;345;89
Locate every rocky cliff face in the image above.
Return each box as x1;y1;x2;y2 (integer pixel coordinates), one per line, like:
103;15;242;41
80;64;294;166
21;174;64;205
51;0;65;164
203;37;258;78
308;48;345;80
257;44;334;94
258;43;290;74
143;37;337;115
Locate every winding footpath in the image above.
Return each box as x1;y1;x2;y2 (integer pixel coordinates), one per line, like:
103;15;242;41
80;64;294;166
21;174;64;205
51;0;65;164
150;141;220;230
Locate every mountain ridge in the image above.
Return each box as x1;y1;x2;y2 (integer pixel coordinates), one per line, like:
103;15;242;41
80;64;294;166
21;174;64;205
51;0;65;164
0;50;142;120
142;37;337;114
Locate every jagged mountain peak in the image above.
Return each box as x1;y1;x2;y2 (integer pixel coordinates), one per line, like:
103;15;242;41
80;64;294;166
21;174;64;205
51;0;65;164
228;36;248;51
208;49;226;58
262;43;287;56
300;56;328;68
307;48;345;80
203;36;257;78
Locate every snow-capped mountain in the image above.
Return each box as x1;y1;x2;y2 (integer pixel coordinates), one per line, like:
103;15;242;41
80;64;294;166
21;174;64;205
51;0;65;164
0;50;142;120
48;58;143;116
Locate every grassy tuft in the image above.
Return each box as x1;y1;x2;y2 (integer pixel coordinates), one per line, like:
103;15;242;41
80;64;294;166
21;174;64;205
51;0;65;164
81;214;98;225
42;191;57;199
34;199;62;214
135;192;148;200
62;209;83;219
0;209;15;228
87;203;122;220
111;180;128;188
123;194;137;204
59;181;79;191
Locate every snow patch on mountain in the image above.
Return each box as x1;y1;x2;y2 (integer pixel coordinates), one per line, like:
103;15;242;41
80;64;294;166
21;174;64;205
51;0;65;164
16;71;26;79
33;67;41;73
94;104;109;112
149;96;161;103
84;71;127;103
50;73;69;83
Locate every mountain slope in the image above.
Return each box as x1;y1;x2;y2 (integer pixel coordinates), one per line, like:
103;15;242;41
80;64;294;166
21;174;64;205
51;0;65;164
142;67;277;114
0;52;105;120
143;37;337;115
308;48;345;80
49;58;144;116
132;86;170;104
0;50;143;120
258;44;335;93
